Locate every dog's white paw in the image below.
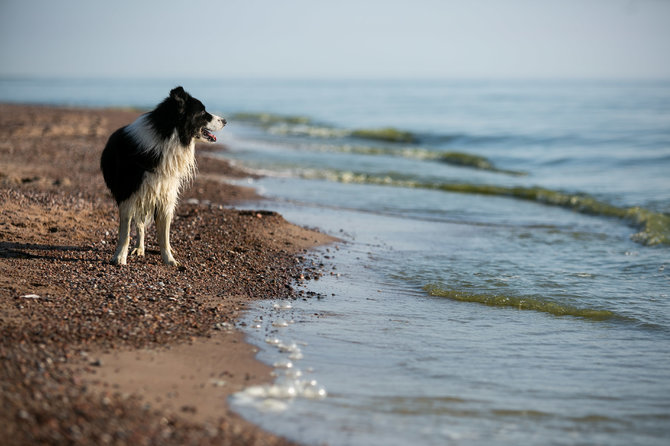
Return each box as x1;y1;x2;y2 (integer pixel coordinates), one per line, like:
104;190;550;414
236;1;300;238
164;258;180;267
161;253;179;266
130;247;145;257
110;256;127;265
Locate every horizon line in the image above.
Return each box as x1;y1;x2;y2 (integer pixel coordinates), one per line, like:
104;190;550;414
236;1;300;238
2;74;670;84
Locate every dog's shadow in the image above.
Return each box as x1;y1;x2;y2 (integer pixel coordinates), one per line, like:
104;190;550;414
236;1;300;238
0;241;93;261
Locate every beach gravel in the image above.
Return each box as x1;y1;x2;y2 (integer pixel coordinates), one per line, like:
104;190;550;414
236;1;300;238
0;104;332;445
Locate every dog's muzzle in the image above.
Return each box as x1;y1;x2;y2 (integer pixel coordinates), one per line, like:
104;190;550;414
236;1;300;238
202;116;226;142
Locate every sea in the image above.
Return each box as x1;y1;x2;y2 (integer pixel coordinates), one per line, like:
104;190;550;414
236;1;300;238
2;77;669;445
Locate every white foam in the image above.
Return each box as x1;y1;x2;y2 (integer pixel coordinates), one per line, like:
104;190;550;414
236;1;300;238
277;341;299;352
289;351;304;360
233;373;327;413
233;300;327;414
273;359;294;369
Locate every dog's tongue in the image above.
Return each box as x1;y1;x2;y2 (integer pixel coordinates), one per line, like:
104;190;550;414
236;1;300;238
204;129;216;142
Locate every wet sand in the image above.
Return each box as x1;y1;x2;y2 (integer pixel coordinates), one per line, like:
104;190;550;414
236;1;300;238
0;104;335;445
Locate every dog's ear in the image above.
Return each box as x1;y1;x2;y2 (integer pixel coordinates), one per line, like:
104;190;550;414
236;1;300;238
170;86;188;112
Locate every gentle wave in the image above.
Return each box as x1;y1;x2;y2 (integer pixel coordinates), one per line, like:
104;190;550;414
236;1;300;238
229;111;498;145
437;152;525;176
358;395;628;424
232;112;312;126
231;111;664;150
424;284;616;320
350;127;417;143
299;169;670;246
268;123;349;139
234;111;417;142
232;112;527;175
232;112;552;176
303;143;526;176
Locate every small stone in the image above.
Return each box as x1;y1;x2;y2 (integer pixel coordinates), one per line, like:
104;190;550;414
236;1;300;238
20;294;40;299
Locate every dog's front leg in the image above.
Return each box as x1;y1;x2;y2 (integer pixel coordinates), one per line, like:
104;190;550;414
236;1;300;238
111;208;132;265
131;220;145;257
156;209;178;266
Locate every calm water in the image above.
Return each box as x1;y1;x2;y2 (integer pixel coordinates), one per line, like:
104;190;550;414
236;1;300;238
2;78;670;445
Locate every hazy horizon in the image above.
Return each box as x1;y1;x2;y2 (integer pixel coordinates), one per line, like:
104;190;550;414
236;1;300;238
3;74;670;82
2;0;670;81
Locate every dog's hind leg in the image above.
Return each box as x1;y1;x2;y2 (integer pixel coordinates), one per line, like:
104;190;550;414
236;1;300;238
156;208;178;266
111;204;132;265
131;219;145;257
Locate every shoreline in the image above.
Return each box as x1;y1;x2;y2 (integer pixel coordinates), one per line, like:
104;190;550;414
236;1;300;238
0;103;335;445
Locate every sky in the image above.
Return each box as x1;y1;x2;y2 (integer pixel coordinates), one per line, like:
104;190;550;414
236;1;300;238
1;0;670;80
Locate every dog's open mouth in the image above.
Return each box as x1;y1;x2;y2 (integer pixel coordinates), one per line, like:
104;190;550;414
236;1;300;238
201;128;217;142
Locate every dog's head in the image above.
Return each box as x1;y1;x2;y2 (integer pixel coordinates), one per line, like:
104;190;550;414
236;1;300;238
168;86;226;144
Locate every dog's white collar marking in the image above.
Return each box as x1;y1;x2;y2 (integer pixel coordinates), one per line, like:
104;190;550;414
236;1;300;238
126;114;171;157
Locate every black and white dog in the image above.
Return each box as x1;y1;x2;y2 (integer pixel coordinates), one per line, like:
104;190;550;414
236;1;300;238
100;86;226;266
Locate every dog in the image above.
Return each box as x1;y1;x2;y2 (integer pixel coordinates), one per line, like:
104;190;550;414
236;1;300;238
100;86;226;266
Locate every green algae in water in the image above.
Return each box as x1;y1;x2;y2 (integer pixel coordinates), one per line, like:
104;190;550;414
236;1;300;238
423;284;616;321
326;144;432;159
432;184;629;218
269;124;349;139
234;113;523;176
432;183;670;245
439;152;494;170
304;169;670;246
438;152;526;176
232;112;311;126
234;114;416;143
320;145;525;176
335;146;524;175
626;207;670;246
351;127;417;143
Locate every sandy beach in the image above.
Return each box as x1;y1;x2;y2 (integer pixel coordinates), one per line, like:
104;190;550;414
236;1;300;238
0;103;335;445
